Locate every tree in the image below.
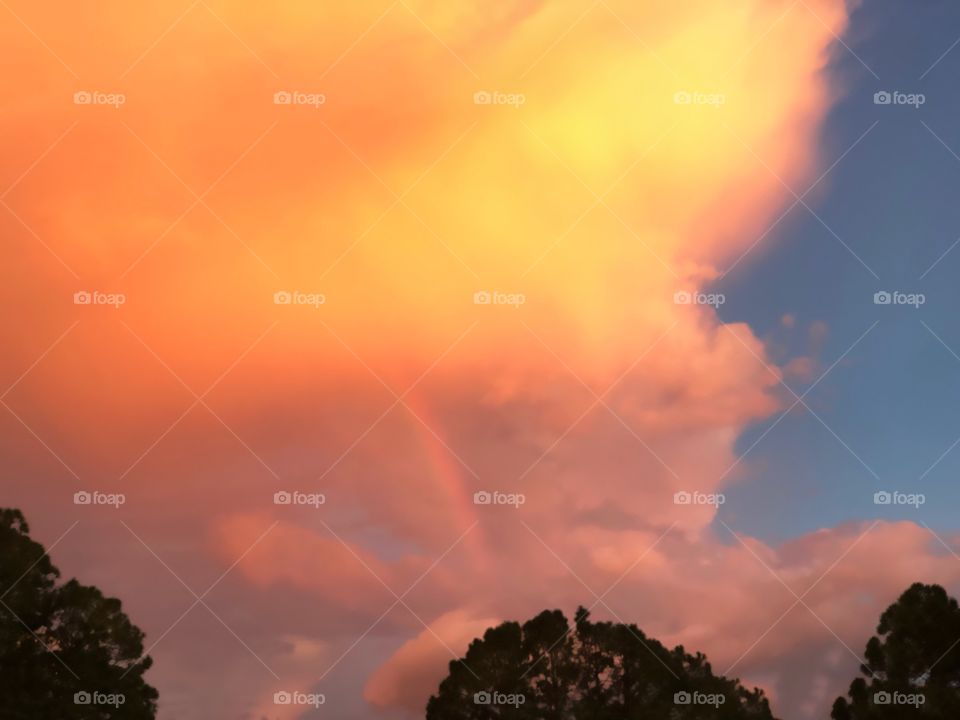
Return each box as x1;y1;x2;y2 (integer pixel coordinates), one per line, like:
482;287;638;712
427;607;778;719
0;508;158;718
831;583;960;719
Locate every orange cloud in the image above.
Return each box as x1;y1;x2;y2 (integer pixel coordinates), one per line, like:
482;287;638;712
6;1;936;720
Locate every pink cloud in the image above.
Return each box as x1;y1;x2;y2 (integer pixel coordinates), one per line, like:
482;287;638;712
5;2;949;720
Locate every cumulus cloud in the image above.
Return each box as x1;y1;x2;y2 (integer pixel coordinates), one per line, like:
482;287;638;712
6;1;956;720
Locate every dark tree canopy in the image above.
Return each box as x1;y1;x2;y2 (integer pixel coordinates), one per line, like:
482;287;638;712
832;582;960;719
427;607;778;719
0;508;158;719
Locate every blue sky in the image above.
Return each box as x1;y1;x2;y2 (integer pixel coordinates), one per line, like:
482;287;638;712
716;0;960;541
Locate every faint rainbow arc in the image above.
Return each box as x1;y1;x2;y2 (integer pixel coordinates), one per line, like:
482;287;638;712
404;392;488;568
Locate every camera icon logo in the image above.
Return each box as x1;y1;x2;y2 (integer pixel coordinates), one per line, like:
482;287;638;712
874;291;891;305
473;290;491;305
273;691;292;704
74;491;92;505
473;91;492;105
274;291;292;305
74;291;92;305
274;91;292;105
673;491;692;505
874;91;892;105
473;491;492;505
874;491;892;505
874;691;891;705
674;691;692;705
473;691;492;704
74;691;92;705
673;291;692;304
73;91;92;105
673;91;692;105
274;491;292;505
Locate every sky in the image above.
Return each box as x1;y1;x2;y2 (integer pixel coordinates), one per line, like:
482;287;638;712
716;0;960;541
2;0;960;719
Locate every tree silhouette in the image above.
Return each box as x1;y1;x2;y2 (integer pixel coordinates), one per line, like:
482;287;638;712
427;607;778;719
0;508;157;719
831;582;960;719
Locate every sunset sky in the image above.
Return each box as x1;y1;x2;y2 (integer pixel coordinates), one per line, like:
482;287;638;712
3;0;960;718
